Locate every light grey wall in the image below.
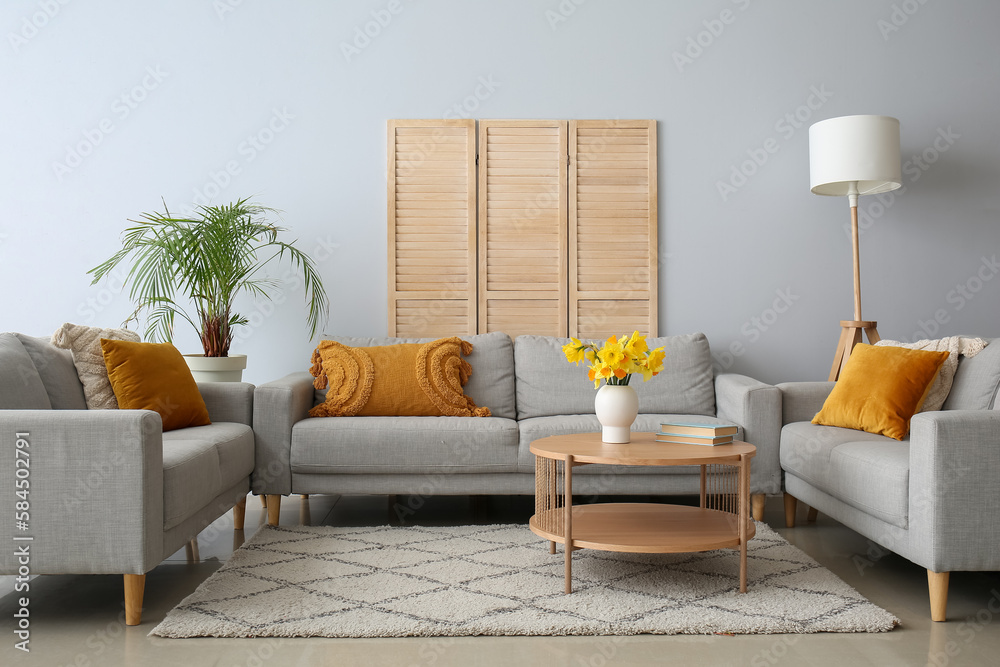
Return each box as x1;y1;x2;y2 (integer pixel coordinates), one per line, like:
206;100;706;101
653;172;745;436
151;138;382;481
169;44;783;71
2;0;998;385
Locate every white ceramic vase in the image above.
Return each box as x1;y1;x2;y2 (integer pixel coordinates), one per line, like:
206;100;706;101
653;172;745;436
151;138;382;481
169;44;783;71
183;354;248;382
594;384;638;444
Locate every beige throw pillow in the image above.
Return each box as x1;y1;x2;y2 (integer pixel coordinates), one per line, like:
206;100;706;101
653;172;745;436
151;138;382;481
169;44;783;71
875;336;987;412
51;323;140;409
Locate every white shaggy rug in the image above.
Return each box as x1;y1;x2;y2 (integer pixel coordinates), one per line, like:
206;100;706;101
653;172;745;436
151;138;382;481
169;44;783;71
151;522;898;638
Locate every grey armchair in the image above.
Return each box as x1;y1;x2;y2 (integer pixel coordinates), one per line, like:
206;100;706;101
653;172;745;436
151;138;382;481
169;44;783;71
0;333;254;625
778;340;1000;621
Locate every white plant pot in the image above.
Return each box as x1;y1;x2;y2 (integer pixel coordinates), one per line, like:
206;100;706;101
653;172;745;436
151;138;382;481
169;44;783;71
183;354;247;383
594;384;639;444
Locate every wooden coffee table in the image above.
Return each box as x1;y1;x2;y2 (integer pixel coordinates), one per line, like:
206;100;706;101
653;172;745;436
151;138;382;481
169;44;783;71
529;432;756;594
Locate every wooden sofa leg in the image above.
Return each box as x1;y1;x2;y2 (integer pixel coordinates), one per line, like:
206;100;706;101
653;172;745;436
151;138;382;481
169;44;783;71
260;495;267;508
928;570;950;622
233;496;247;531
124;574;145;626
751;494;765;522
806;506;819;522
266;495;281;526
783;493;797;528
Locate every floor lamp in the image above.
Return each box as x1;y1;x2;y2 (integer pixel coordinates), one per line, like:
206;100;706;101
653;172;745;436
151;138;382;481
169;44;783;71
808;115;902;381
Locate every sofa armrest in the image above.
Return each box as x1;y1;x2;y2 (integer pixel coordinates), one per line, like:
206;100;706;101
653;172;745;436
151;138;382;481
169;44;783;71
0;410;163;575
198;381;254;426
252;372;314;496
908;410;1000;572
715;373;782;495
776;381;835;425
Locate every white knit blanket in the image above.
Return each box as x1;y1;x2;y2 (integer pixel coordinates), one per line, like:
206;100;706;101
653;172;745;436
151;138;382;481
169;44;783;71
875;336;988;412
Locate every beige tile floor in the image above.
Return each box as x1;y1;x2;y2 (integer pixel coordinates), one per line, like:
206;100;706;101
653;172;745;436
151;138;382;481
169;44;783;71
3;493;1000;666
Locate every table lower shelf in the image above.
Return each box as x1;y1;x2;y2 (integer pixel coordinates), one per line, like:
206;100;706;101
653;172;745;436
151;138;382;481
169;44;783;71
529;503;755;553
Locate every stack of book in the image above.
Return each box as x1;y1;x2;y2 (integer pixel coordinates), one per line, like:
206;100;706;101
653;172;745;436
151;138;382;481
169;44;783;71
656;422;738;446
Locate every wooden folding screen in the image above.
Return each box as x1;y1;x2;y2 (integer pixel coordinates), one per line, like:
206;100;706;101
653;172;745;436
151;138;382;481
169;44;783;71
478;120;567;337
569;120;658;339
387;120;476;336
388;119;656;340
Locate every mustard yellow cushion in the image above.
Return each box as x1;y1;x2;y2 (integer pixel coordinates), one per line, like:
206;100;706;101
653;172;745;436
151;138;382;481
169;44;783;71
812;343;950;440
309;337;491;418
101;339;211;432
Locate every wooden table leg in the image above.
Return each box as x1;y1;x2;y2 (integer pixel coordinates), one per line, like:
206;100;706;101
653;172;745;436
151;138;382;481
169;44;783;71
739;455;750;593
565;454;573;594
549;541;556;554
699;464;706;508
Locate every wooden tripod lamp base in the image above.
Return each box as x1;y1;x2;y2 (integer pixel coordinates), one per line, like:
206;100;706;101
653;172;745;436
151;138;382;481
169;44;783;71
829;320;880;381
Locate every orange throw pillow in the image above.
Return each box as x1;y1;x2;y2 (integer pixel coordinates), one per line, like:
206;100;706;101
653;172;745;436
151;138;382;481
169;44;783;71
101;339;211;432
812;343;949;440
309;337;491;418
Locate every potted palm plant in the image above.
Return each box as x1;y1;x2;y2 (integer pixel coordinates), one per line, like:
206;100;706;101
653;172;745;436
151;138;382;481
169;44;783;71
89;198;329;381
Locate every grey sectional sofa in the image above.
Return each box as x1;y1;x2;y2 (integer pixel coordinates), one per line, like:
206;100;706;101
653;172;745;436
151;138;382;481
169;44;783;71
778;339;1000;622
0;333;255;625
253;332;782;524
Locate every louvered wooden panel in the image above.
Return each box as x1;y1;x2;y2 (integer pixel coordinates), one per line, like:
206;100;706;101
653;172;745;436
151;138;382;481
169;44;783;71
388;120;476;336
478;120;568;336
485;299;562;338
576;300;652;341
394;299;471;337
569;120;657;338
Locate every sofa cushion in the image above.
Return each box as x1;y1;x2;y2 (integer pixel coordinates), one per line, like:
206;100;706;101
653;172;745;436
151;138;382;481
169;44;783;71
50;323;140;409
101;340;212;432
318;332;516;420
517;413;741;473
811;343;949;440
290;416;519;474
161;423;254;530
514;333;716;420
13;334;87;409
0;333;52;409
780;422;909;528
309;338;489;418
944;338;1000;410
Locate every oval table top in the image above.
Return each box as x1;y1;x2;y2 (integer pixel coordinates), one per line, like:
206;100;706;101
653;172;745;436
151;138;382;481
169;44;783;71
529;431;756;466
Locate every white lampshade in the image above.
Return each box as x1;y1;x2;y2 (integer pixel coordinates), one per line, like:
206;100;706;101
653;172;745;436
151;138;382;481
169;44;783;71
809;115;902;197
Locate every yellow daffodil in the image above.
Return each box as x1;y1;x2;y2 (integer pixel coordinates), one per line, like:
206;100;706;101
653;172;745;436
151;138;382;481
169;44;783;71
637;347;666;381
624;331;648;357
562;337;588;365
599;336;626;367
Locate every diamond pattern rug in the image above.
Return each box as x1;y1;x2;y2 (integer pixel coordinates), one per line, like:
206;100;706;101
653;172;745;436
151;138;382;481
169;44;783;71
151;522;898;637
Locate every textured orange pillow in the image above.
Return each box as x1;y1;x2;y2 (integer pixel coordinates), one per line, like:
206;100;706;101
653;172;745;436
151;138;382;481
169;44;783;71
101;339;211;432
812;343;949;440
309;337;491;418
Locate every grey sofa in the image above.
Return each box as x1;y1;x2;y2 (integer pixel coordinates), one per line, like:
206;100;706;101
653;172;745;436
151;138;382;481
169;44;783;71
253;332;782;524
778;339;1000;622
0;332;255;625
